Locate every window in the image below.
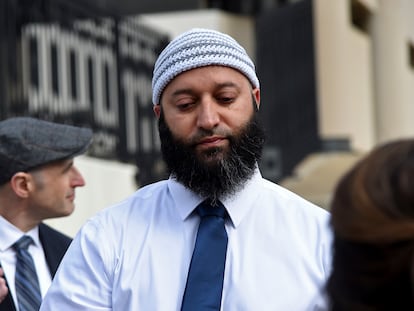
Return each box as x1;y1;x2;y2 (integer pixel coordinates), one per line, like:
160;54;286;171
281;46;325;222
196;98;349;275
69;50;78;100
51;44;59;95
409;41;414;70
350;0;371;34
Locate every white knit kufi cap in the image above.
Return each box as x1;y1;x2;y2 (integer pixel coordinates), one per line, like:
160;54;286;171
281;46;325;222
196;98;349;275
152;28;260;105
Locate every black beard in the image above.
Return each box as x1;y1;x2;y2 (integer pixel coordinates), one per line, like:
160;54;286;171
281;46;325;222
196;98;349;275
158;109;265;202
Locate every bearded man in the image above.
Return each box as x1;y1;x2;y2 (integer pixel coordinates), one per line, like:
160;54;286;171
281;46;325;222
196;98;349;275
41;28;332;311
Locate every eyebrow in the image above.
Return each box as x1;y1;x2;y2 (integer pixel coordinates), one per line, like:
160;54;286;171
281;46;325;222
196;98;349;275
171;88;194;97
171;82;241;97
61;159;74;173
216;82;240;89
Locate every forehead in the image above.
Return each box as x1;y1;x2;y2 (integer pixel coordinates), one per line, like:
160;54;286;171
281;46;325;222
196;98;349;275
164;65;251;93
30;158;73;174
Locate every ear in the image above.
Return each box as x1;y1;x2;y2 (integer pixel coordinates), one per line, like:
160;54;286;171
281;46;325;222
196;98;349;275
153;104;161;119
10;172;32;198
253;88;260;110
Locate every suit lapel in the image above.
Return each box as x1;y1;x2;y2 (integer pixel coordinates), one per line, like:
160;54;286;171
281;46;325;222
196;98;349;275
0;291;16;311
0;269;16;311
0;223;71;310
38;223;72;278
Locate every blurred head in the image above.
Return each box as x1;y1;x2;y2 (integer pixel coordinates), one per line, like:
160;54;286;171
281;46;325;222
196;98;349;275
327;139;414;310
331;139;414;242
152;29;265;201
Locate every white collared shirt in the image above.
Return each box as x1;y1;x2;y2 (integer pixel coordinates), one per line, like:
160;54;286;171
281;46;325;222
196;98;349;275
0;217;52;310
41;168;332;311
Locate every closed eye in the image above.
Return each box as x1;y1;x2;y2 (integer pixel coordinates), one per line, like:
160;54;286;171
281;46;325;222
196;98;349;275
217;96;235;104
177;101;196;111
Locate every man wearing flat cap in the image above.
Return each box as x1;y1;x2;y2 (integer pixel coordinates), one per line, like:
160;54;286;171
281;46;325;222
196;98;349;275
0;117;92;311
42;28;332;310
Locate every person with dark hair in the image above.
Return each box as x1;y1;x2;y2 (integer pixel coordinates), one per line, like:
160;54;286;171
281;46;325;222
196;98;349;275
41;28;332;310
0;117;92;311
327;139;414;310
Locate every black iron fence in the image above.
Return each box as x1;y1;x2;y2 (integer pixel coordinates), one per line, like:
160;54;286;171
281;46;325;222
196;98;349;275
0;0;169;185
0;0;322;185
256;0;321;181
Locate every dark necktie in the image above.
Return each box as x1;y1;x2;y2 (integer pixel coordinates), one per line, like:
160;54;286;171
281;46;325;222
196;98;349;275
181;199;228;311
12;236;42;311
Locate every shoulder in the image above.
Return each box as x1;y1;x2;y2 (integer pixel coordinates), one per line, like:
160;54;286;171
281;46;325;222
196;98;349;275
84;180;170;227
261;178;329;215
256;177;332;242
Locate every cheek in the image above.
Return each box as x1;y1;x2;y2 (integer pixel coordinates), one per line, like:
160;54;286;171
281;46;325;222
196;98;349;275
222;110;252;132
30;190;52;210
165;115;195;138
39;182;62;200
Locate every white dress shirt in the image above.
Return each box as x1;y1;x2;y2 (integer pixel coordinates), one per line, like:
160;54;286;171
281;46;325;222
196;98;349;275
40;168;332;311
0;217;52;310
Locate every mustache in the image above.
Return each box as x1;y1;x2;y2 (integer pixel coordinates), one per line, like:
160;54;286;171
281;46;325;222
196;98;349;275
188;128;230;145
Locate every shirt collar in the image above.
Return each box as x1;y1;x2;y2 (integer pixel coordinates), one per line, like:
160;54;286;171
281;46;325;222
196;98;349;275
167;178;202;221
167;167;263;228
0;215;40;251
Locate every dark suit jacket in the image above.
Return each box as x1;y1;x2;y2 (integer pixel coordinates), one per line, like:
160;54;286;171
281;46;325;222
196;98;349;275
0;223;72;311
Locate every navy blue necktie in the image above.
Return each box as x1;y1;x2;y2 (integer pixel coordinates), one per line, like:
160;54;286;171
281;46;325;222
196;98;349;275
13;236;42;311
181;199;228;311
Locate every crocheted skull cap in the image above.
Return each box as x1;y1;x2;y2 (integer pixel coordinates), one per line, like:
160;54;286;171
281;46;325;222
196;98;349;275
152;28;260;105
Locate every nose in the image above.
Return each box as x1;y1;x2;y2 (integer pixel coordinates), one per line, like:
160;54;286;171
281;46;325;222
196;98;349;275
196;98;220;130
70;166;86;188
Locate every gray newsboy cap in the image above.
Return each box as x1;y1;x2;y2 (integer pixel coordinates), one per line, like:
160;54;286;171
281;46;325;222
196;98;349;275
0;117;93;184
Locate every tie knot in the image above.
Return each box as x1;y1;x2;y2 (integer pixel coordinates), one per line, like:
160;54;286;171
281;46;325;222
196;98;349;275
13;235;34;251
196;199;227;219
